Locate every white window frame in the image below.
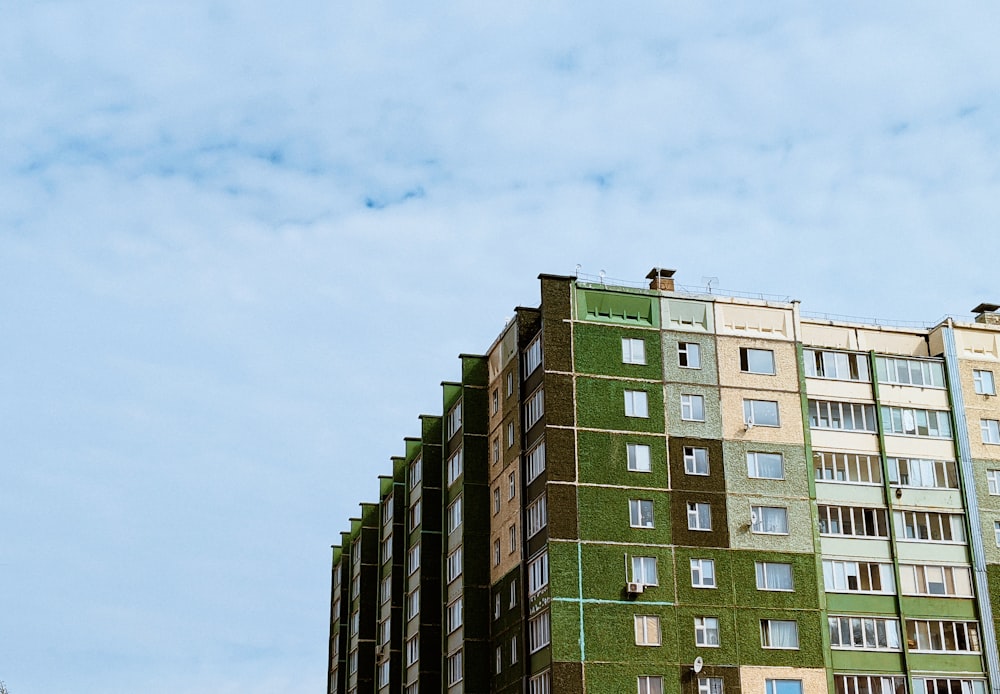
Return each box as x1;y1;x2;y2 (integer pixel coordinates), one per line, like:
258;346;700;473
697;677;724;694
750;505;789;535
834;675;907;694
447;448;464;486
627;442;652;472
809;399;877;432
408;457;422;490
680;394;705;422
905;619;981;653
446;650;463;686
508;470;516;500
406;587;420;620
528;550;549;596
631;556;658;586
447;496;462;534
526;440;546;482
634;615;661;646
625;389;649;418
747;451;784;480
760;619;799;649
983;419;1000;444
446;597;463;634
818;505;888;538
508;523;517;554
804;349;869;381
744;399;780;427
690;558;716;588
528;671;552;694
684;446;709;475
379;576;391;604
525;388;545;429
875;356;945;388
493;487;500;515
687;502;711;531
630;499;655;528
527;494;548;538
446;401;463;439
678;342;701;369
882;406;952;438
408;498;421;531
528;610;550;653
407;543;421;575
823;560;896;595
764;680;802;694
828;615;901;650
815;450;883;485
975;369;996;395
740;347;775;375
755;562;793;591
694;616;720;647
898;563;972;597
446;547;463;583
622;337;647;365
638;676;664;694
406;634;419;666
524;335;543;376
988;470;1000;495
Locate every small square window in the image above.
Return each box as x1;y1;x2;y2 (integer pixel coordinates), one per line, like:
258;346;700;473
989;471;1000;495
625;390;649;418
630;499;655;528
622;337;647;365
681;394;705;422
687;502;711;531
982;419;1000;444
634;615;661;646
744;399;780;427
627;443;652;472
631;556;658;585
684;446;709;475
975;369;996;395
740;347;776;375
694;616;719;647
678;342;701;369
690;558;716;588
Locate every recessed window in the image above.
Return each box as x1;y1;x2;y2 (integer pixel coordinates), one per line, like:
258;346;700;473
834;676;906;694
494;593;501;620
510;634;518;664
740;347;775;375
406;587;420;620
408;457;422;489
818;505;889;538
526;494;547;538
631;556;658;586
447;547;463;583
694;616;719;647
876;356;945;388
829;615;901;650
627;443;652;472
528;550;549;596
755;562;793;591
526;440;546;482
747;452;784;479
761;619;799;649
492;388;499;414
630;499;655;528
975;369;996;395
407;543;421;575
638;676;664;694
494;539;501;566
507;421;515;448
447;448;463;486
983;419;1000;444
995;521;1000;547
508;524;517;554
690;558;716;588
492;437;500;464
697;678;724;694
528;611;551;653
446;402;462;439
509;580;518;608
751;506;789;534
508;471;516;500
525;388;544;429
687;502;711;531
529;672;552;694
990;471;1000;495
625;390;649;418
681;394;705;422
447;496;462;534
634;615;661;646
446;650;463;686
406;634;420;666
524;335;543;376
744;399;779;427
678;342;701;369
493;487;500;515
622;337;647;365
764;680;802;694
684;446;709;475
506;372;513;396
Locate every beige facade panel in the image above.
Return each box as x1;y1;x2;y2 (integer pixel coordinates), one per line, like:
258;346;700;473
801;323;862;350
893;488;963;511
857;328;930;357
662;297;714;332
715;336;800;391
720;390;804;445
714;303;794;340
740;666;828;694
882;436;955;461
895;541;970;565
490;460;522;581
814;483;884;506
820;537;892;561
877;383;950;410
805;378;873;401
809;430;880;454
953;326;1000;361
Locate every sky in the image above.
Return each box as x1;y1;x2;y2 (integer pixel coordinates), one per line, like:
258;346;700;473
2;2;1000;692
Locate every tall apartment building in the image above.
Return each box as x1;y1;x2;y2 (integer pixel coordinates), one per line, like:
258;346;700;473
328;269;1000;694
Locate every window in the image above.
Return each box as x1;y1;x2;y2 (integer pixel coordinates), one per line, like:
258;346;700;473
751;506;788;534
989;470;1000;494
378;617;390;645
507;421;515;448
406;587;420;620
875;356;945;387
887;457;957;488
630;499;655;528
529;610;550;652
510;635;518;663
678;342;701;368
994;521;1000;547
913;679;986;694
828;615;901;650
350;573;360;599
409;499;422;531
882;406;952;438
527;494;547;538
529;671;552;694
681;394;705;421
808;400;877;432
348;648;358;674
492;388;499;414
638;676;664;694
817;505;888;537
378;661;390;687
740;347;775;374
506;371;513;396
899;563;972;597
382;495;394;524
525;388;544;429
823;560;895;594
684;446;709;475
834;675;906;694
447;448;463;486
747;452;784;480
526;440;546;482
406;634;419;666
974;369;996;395
690;558;716;588
447;650;463;685
508;524;517;553
804;349;869;381
528;550;549;595
524;336;543;375
447;402;463;439
982;419;1000;444
755;562;793;591
631;556;658;586
447;547;462;583
494;593;501;620
381;534;392;564
687;502;711;531
446;597;463;633
812;450;879;484
744;399;779;427
697;678;723;694
379;576;391;604
627;442;652;472
510;579;517;607
350;611;359;636
694;616;719;646
492;437;499;464
408;457;422;489
895;510;966;543
764;680;802;694
495;646;502;674
625;390;649;418
906;619;980;653
407;543;420;575
761;619;799;648
492;487;500;515
493;539;501;566
508;471;516;499
634;615;661;646
447;496;463;534
622;337;647;365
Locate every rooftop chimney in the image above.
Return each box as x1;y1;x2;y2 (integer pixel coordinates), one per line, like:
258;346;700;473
972;303;1000;325
647;267;676;292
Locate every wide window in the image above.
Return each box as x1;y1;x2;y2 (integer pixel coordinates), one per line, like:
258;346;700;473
906;619;980;653
694;617;719;646
681;394;705;422
740;347;775;374
627;443;652;472
634;615;662;646
881;406;952;438
632;556;658;586
697;678;723;694
684;446;709;475
691;558;716;588
899;563;972;597
817;505;888;538
630;499;655;528
678;342;701;368
687;502;711;531
823;560;895;594
755;562;793;591
974;369;996;395
834;676;906;694
764;682;802;694
829;616;901;650
744;399;779;427
814;451;881;484
761;619;799;649
914;678;986;694
750;506;788;534
888;457;958;488
895;510;966;543
622;337;647;365
808;400;877;432
803;349;869;381
875;356;945;388
625;390;649;418
748;452;784;480
528;672;551;694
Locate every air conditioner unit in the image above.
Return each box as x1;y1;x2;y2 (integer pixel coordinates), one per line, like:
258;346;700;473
626;582;644;594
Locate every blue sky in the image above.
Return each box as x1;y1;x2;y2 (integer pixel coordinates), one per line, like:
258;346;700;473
3;2;1000;692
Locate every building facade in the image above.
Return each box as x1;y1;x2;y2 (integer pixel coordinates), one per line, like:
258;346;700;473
328;270;1000;694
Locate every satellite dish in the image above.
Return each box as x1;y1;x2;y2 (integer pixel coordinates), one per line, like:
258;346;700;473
692;656;704;674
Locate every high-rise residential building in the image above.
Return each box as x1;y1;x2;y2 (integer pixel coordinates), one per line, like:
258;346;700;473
328;269;1000;694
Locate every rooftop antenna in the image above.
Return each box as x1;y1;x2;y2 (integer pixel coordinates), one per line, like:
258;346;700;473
702;276;718;293
599;270;606;285
575;264;582;277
